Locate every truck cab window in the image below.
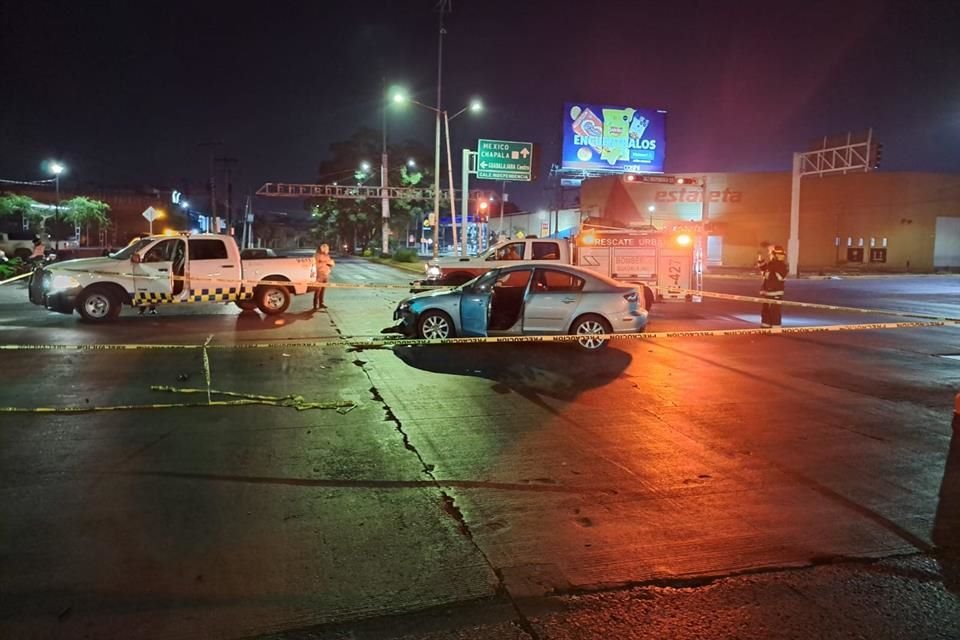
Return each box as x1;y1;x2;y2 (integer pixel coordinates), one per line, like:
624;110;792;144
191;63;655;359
142;239;179;263
188;239;228;260
494;243;525;261
532;242;560;260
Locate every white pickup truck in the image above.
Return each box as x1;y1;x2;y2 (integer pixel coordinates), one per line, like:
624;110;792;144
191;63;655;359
414;235;662;308
28;233;315;322
0;233;37;260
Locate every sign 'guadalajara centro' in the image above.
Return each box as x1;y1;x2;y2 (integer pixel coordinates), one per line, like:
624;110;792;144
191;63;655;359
561;102;667;174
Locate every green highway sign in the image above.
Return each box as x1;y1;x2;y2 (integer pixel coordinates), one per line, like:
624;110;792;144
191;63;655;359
476;139;533;181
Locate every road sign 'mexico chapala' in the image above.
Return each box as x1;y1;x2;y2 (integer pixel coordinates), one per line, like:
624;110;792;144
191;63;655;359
477;139;533;181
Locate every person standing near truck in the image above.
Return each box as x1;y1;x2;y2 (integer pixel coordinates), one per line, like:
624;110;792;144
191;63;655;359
313;243;335;310
757;243;787;327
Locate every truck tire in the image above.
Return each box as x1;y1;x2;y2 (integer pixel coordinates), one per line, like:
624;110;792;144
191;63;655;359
235;298;258;311
255;283;290;315
569;314;611;351
77;286;122;323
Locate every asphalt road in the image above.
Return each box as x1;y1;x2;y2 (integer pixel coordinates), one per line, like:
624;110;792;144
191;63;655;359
1;258;959;639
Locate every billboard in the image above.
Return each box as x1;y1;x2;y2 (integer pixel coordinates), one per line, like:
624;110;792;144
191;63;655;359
561;102;666;174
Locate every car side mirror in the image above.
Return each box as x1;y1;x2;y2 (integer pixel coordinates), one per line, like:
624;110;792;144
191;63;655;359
131;253;142;264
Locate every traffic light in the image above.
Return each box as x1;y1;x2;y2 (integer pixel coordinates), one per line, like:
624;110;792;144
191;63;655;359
869;142;883;169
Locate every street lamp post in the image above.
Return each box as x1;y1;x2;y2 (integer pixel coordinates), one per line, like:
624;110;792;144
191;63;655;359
393;91;482;259
49;161;65;235
446;99;482;257
381;82;391;256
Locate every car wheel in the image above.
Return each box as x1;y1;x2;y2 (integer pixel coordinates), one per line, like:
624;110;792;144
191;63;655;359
235;298;258;311
256;284;291;315
77;286;120;323
417;310;455;340
570;314;611;351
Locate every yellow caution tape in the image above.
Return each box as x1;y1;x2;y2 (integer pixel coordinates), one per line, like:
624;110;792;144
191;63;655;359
667;287;960;322
42;265;441;290
202;334;213;404
27;265;958;323
0;385;357;414
0;271;32;286
0;319;953;353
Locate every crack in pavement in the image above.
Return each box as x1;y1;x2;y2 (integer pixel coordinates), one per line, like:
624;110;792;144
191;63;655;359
358;373;543;640
539;549;933;597
327;300;543;638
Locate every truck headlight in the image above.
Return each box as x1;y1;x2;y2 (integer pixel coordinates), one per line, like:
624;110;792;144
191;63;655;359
49;274;80;292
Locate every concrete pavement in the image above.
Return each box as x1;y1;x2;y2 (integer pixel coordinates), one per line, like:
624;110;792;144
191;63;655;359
1;258;959;638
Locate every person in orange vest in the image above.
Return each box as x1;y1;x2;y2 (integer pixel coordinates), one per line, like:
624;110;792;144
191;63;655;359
757;244;787;327
313;243;335;310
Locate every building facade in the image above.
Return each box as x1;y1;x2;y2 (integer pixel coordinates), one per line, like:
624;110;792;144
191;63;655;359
0;185;187;248
577;172;960;271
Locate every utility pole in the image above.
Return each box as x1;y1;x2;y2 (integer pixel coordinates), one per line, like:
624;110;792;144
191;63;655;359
215;157;238;233
431;1;450;260
199;141;223;232
461;148;471;254
381;77;391;256
499;180;507;239
444;111;459;255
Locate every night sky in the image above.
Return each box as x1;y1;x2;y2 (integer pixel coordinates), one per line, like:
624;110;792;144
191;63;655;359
2;0;959;211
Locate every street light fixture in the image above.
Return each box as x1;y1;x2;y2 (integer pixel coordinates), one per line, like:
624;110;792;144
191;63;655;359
47;161;65;234
407;158;417;168
360;161;371;172
393;89;484;258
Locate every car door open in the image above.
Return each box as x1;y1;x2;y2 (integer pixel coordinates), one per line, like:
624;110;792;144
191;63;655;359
132;238;182;302
460;271;499;336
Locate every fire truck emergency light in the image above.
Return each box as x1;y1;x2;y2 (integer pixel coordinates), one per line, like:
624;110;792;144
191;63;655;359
675;233;692;246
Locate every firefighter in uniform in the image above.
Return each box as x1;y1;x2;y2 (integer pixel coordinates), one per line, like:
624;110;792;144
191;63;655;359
756;244;787;327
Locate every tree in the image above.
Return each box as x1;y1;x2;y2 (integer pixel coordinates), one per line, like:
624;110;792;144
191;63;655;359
61;196;110;226
310;128;436;252
0;194;44;226
60;196;110;246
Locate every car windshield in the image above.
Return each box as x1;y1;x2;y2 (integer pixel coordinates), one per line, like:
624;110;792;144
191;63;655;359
466;269;501;292
109;238;152;260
